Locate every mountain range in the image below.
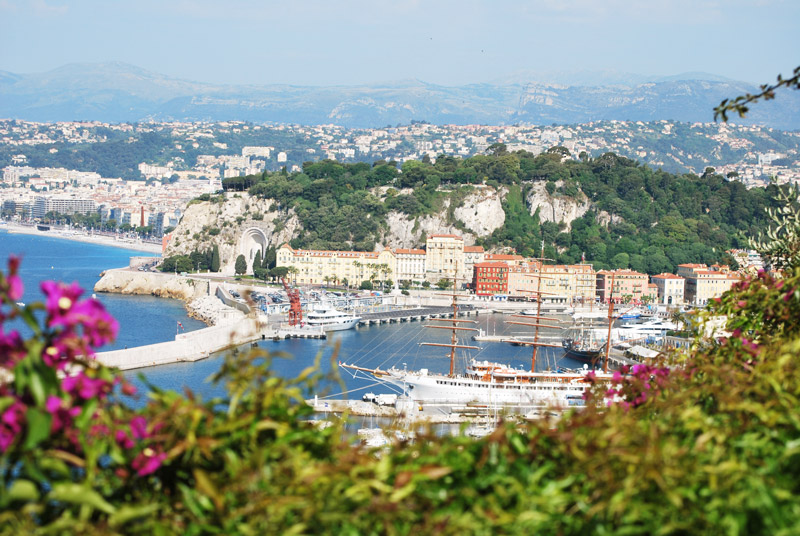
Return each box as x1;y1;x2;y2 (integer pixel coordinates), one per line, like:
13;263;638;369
1;62;798;130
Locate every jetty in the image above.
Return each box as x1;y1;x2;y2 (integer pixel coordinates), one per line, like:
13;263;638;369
357;305;480;326
96;316;271;370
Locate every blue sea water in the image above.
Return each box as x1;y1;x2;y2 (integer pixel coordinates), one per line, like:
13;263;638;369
0;229;578;404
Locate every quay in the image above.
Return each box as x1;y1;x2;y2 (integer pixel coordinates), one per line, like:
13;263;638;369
357;305;480;326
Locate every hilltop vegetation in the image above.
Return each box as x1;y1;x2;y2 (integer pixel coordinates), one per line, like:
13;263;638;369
223;148;774;273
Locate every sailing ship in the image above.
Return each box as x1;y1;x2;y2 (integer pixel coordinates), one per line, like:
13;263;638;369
562;311;607;365
340;272;613;409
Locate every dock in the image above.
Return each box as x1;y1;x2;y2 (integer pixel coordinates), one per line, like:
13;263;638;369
357;305;479;326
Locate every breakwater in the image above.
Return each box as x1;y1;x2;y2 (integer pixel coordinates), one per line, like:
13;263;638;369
96;316;268;371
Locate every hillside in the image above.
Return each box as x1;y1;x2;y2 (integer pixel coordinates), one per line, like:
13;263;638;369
2;62;799;130
167;151;774;275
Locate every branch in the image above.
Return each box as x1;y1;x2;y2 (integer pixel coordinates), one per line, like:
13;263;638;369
714;66;800;122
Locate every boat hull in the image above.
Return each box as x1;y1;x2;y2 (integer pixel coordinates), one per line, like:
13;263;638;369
306;317;361;331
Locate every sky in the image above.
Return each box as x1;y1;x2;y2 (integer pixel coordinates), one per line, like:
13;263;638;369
0;0;797;87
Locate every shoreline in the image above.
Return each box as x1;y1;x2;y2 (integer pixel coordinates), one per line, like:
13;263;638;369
1;222;162;254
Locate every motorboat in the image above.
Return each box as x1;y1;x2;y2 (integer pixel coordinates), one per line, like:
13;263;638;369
305;304;361;331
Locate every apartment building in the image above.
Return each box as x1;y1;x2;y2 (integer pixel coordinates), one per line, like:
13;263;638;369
473;262;509;296
276;244;396;287
31;195;96;219
596;269;656;304
677;263;740;305
394;248;426;283
650;273;685;305
425;234;465;282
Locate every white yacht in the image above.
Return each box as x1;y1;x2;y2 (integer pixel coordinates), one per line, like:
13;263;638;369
305;304;361;331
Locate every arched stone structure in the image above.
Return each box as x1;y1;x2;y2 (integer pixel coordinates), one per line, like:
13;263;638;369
238;227;268;274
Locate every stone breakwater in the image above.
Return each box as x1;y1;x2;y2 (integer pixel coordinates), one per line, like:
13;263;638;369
94;269;241;325
186;295;245;326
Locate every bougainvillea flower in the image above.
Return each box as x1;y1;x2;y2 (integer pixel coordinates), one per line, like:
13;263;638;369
0;400;26;452
132;447;167;476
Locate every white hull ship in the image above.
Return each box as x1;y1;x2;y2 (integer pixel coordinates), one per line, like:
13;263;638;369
305;305;361;331
340;359;600;408
341;271;612;411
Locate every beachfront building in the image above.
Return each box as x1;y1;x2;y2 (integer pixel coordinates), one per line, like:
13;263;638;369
473;262;509;296
650;273;685;305
596;269;656;304
276;244;396;287
677;263;741;305
32;195;97;219
425;234;466;282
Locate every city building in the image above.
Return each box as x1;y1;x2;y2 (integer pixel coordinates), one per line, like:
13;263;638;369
473;262;509;296
425;234;466;282
677;264;740;305
650;273;685;305
276;244;396;287
596;269;656;304
394;248;426;283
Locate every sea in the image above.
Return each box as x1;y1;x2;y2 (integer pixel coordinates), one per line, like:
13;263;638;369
0;229;579;405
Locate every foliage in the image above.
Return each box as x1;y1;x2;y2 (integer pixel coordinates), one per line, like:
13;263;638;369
435;278;453;290
749;183;800;272
359;280;373;290
234;254;247;275
715;65;800;121
210;245;220;273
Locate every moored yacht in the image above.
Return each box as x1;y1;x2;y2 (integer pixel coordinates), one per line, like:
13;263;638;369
305;304;361;331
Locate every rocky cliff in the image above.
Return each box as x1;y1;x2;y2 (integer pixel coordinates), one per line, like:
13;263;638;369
166;185;594;262
94;269;209;301
164;194;300;274
525;181;590;228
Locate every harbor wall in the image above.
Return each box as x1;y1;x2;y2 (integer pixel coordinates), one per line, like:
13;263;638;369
96;316;270;370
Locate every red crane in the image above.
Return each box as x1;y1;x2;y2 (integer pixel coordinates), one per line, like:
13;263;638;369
281;278;303;326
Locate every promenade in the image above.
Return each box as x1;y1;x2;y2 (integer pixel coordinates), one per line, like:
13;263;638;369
2;222;162;254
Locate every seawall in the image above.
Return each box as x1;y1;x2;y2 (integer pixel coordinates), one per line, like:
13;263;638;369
96;316;270;370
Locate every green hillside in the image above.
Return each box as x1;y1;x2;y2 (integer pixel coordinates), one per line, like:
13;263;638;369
223;147;775;273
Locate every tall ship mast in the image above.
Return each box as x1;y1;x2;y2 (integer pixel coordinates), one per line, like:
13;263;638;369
340;272;613;411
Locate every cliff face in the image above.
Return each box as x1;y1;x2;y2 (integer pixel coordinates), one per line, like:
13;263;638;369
525;181;590;228
381;187;506;248
164;194;300;274
166;184;594;261
94;270;209;301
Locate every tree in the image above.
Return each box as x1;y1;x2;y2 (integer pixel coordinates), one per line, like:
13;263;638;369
436;279;453;290
253;251;262;275
359;280;373;290
235;254;247;275
211;245;221;272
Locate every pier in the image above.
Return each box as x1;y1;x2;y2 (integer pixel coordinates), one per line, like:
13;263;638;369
357;305;480;326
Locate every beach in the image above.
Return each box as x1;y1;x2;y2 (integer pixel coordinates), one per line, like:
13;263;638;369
1;222;162;255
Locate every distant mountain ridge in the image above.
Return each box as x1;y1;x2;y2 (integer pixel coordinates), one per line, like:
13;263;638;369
1;62;798;130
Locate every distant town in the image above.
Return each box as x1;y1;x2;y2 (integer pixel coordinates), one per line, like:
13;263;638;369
1;118;798;237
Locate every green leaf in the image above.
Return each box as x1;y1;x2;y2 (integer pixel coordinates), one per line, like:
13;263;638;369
47;483;116;515
23;408;52;450
7;479;40;503
108;504;160;527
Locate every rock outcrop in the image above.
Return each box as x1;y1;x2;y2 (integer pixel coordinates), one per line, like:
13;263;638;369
165;194;300;274
186;295;245;326
94;270;209;301
525;181;590;228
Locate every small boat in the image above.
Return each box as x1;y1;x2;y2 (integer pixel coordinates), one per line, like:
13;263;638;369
305;304;361;331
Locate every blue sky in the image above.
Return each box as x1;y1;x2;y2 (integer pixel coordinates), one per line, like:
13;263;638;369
0;0;797;86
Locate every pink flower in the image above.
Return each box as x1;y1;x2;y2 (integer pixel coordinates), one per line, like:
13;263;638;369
62;371;112;401
0;328;24;367
40;280;84;325
737;300;747;308
132;447;167;477
115;430;135;449
130;416;149;440
784;290;794;302
45;395;80;433
775;280;784;290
